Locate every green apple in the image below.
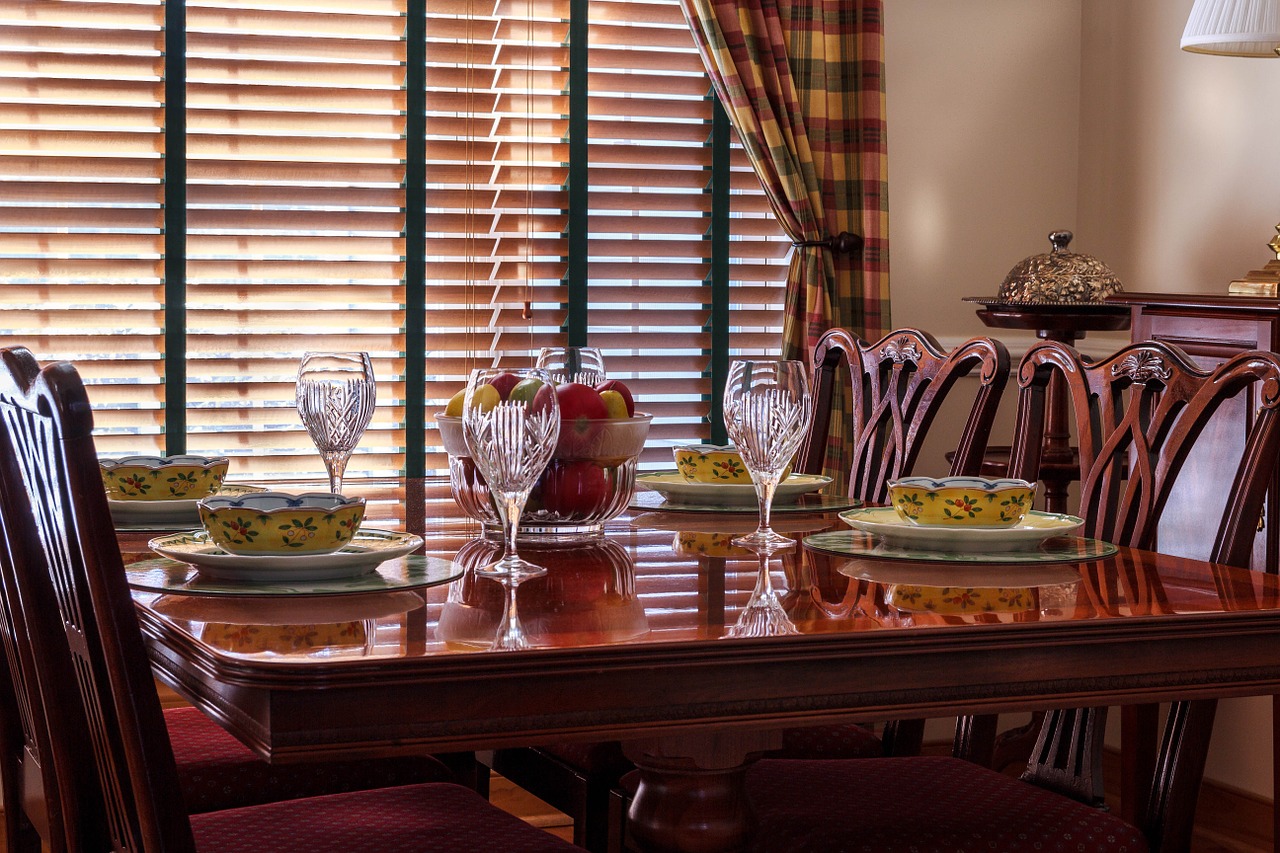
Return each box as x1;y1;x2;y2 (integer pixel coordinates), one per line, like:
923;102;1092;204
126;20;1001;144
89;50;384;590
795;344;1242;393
508;377;545;403
599;389;630;420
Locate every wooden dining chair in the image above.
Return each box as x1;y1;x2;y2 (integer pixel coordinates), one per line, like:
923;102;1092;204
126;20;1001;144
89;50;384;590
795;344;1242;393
0;349;482;853
0;346;582;853
489;327;1011;852
738;339;1280;853
799;326;1010;504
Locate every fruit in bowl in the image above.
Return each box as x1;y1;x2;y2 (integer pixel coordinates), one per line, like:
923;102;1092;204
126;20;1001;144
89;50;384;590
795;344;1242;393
887;476;1037;528
100;454;229;501
672;444;792;485
197;491;366;556
437;375;650;537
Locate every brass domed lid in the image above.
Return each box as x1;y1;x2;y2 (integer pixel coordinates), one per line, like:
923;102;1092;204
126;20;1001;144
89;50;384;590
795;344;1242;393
996;231;1122;304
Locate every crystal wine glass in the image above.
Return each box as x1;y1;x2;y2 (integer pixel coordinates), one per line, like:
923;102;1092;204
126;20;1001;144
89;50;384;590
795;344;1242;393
462;367;560;587
722;359;812;548
536;346;606;385
296;352;376;495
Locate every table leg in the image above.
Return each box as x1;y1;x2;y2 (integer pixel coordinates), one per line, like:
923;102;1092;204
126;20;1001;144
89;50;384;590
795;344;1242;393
623;730;779;853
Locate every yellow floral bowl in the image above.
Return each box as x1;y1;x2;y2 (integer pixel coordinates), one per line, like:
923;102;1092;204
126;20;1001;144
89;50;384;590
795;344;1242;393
672;444;792;485
197;492;366;556
100;454;229;501
887;476;1037;528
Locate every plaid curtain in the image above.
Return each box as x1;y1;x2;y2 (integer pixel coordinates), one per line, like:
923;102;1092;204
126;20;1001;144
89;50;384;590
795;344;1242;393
680;0;891;484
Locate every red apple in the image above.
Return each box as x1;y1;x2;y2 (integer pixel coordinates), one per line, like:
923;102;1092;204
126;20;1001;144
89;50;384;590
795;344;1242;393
486;372;522;400
555;382;608;433
530;381;557;417
539;459;609;517
595;379;635;417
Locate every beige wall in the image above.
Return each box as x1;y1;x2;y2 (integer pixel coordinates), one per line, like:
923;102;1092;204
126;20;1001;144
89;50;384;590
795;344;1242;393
884;0;1280;799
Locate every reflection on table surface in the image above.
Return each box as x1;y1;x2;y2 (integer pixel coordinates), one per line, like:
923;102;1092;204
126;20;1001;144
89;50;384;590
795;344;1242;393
120;478;1280;663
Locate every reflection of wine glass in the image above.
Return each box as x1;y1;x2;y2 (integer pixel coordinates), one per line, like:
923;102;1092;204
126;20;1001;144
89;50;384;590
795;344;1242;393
726;539;799;638
440;537;648;651
722;359;812;548
536;346;606;385
296;352;376;495
462;367;560;586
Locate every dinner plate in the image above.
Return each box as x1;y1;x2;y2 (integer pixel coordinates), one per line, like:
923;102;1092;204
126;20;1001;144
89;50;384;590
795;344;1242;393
628;489;859;515
837;507;1086;553
635;471;832;507
147;528;424;583
127;553;460;597
110;483;267;529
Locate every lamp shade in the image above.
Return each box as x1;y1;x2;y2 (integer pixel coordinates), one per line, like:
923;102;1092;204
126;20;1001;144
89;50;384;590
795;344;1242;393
1182;0;1280;56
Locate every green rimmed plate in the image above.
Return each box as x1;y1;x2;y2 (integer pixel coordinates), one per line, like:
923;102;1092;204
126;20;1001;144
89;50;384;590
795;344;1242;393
838;507;1086;553
147;528;426;584
806;527;1116;565
128;549;460;596
635;470;833;508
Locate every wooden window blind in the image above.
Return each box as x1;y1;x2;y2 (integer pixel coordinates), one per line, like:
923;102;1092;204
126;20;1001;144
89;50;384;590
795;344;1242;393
0;1;166;456
422;0;571;477
183;0;408;478
0;0;787;481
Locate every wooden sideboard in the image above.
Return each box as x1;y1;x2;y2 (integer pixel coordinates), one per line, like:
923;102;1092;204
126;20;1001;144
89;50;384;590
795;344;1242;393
1109;292;1280;574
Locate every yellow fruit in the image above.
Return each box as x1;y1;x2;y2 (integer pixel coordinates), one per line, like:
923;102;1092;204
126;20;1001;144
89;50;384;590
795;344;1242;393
469;383;501;413
599;389;630;420
445;388;466;417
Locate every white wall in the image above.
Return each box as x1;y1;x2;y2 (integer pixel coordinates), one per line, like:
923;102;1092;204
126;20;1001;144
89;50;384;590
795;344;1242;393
884;0;1280;800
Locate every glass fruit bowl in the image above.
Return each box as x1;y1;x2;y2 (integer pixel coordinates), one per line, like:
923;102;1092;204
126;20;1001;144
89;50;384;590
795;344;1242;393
437;413;652;539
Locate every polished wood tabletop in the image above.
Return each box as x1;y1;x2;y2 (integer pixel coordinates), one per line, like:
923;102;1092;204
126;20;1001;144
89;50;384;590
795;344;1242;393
123;478;1280;853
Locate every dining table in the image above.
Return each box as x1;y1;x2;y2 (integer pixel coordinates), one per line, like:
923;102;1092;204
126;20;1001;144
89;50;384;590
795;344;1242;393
119;477;1280;853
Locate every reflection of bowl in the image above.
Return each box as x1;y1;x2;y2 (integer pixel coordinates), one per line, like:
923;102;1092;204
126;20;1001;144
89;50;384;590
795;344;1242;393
885;581;1080;616
673;530;751;558
887;476;1036;528
437;538;648;648
437;413;651;538
200;621;369;654
197;492;366;556
672;444;792;484
101;454;229;501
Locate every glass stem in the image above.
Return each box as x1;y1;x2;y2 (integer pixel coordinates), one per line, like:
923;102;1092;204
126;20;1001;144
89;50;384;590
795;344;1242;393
320;449;351;494
497;491;529;568
755;475;779;535
753;550;777;602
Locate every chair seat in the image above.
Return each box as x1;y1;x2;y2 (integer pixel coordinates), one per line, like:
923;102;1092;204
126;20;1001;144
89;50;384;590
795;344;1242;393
745;756;1149;853
166;707;455;813
189;782;581;852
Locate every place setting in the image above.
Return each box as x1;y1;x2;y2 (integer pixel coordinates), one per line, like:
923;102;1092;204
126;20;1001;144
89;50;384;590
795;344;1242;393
629;366;856;515
120;351;461;596
103;454;269;530
804;475;1117;564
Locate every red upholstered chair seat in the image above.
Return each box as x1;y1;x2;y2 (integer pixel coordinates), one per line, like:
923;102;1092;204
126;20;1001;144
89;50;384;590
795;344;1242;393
744;756;1148;853
165;706;455;813
189;782;580;852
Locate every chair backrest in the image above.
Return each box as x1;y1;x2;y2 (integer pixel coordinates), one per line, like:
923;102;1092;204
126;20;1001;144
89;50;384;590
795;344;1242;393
1009;339;1280;567
799;327;1010;504
0;347;197;852
1005;339;1280;851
